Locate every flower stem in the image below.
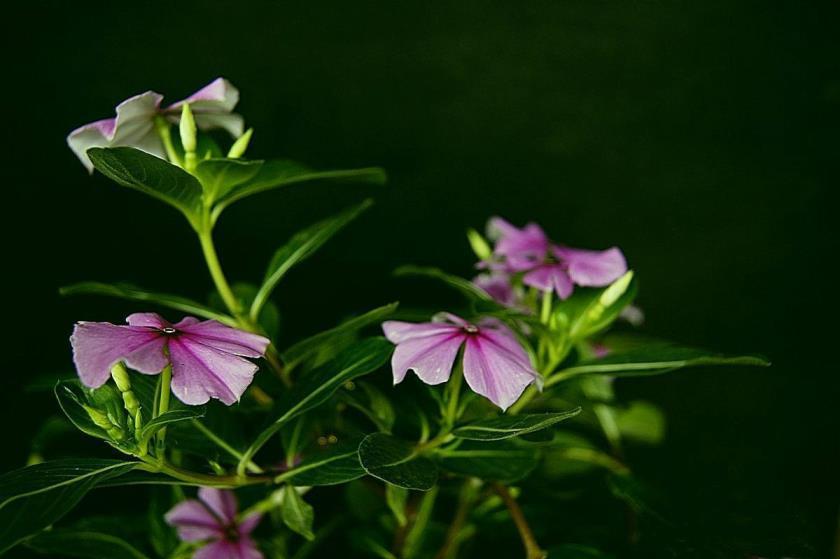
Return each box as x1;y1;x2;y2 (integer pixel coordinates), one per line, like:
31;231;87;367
191;419;264;474
491;483;546;559
197;226;243;318
443;363;464;428
155;364;172;459
154;116;182;167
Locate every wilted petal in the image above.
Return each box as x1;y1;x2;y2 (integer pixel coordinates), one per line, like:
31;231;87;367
382;320;460;344
522;265;574;299
195;538;263;559
198;487;238;524
462;330;538;411
71;322;167;388
554;246;627;287
168;337;259;405
179;320;270;358
164;499;224;542
390;332;463;385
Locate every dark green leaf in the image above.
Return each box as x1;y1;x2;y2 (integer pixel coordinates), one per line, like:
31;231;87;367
251;200;373;317
60;282;236;326
394;265;496;304
615;400;666;444
212;158;386;215
274;439;365;486
282;302;399;365
358;433;438;491
87;147;203;226
55;381;110;441
436;441;539;482
0;459;137;553
556;272;638;341
281;486;315;540
195;158;263;204
453;410;581;441
26;529;151;559
137;408;205;445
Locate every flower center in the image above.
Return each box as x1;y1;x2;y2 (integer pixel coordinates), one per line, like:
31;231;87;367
161;327;177;335
462;324;479;334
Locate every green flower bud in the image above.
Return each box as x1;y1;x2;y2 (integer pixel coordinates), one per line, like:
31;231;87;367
179;103;197;154
227;128;253;159
466;228;493;261
599;270;634;308
111;363;142;432
83;405;124;441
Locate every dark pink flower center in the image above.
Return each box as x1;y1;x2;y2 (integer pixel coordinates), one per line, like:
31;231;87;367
462;324;479;335
161;327;178;335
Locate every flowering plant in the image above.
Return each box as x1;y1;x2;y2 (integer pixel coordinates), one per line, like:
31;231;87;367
0;79;768;559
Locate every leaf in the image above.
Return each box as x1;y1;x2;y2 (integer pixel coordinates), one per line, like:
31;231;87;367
549;344;770;385
436;441;539;483
385;484;409;527
453;410;581;441
212;158;386;216
358;433;438;491
274;439;365;486
615;400;666;445
0;459;137;553
194;158;263;203
60;282;236;326
26;529;151;559
136;408;206;445
55;381;110;441
281;486;315;541
87;147;203;227
394;265;496;303
282;302;399;365
239;337;392;469
558;272;638;341
250;200;373;317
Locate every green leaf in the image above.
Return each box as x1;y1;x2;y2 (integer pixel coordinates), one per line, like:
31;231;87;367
453;410;581;441
239;337;392;470
251;200;373;318
281;486;315;541
55;381;110;441
615;400;666;445
195;158;263;204
558;272;638;341
0;459;137;553
385;484;409;527
358;433;438;491
212;158;386;216
436;441;539;482
394;265;495;303
87;147;203;227
60;282;236;326
26;529;151;559
136;408;206;446
274;439;365;486
549;344;770;385
282;302;399;366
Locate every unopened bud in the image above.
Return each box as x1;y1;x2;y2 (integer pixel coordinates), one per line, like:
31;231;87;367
599;270;634;308
467;228;493;261
227;128;253;158
179;103;197;154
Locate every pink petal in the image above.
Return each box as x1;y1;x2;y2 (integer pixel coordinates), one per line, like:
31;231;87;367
71;322;167;388
178;320;270;358
195;538;264;559
238;512;263;535
390;332;464;385
554;246;627;287
126;312;169;329
164;499;224;542
166;78;244;137
489;217;549;270
382;320;461;344
522;265;574;299
198;488;238;524
168;337;259;405
462;331;539;411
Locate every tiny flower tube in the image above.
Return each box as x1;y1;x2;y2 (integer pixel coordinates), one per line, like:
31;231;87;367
382;313;540;411
71;313;270;406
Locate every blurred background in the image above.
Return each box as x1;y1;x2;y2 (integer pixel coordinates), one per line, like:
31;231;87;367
2;1;838;557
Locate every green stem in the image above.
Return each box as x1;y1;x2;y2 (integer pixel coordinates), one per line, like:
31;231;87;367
539;289;552;324
197;226;243;318
553;447;630;475
154;116;182;167
191;420;263;474
136;459;269;487
492;483;546;559
443;363;464;428
155;365;172;459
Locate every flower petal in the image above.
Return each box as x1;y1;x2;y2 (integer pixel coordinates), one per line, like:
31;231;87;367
164;499;224;542
473;274;516;307
71;322;167;388
462;330;538;411
489;217;548;270
166;78;244;137
390;332;463;385
554;246;627;287
198;487;238;524
178;320;270;358
238;512;263;535
126;312;168;329
168;337;259;405
522;265;574;299
382;321;460;344
66;119;116;173
195;538;264;559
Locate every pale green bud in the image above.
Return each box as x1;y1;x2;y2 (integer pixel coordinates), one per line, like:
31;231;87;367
179;103;197;154
110;362;131;392
599;270;634;308
227;128;253;158
466;228;493;261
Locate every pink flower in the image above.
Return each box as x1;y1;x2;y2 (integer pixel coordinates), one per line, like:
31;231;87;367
166;487;263;559
488;217;627;300
70;313;269;406
382;313;539;411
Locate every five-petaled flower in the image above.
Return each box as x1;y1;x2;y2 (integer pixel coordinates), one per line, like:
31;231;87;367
166;487;263;559
67;78;244;172
487;217;627;299
382;313;539;411
71;313;269;406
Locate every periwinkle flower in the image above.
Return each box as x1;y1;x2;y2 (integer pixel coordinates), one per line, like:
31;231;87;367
67;78;243;172
71;313;269;406
166;487;263;559
382;313;539;411
487;217;627;299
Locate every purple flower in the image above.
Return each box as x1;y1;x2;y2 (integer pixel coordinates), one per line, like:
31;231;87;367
70;313;270;406
382;313;539;411
67;78;244;172
488;217;627;300
165;487;263;559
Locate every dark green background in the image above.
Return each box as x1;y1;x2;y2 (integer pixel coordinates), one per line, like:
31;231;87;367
3;1;838;557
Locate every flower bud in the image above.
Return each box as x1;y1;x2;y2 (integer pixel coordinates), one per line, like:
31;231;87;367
467;228;492;261
227;128;253;158
180;103;197;154
599;270;634;308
